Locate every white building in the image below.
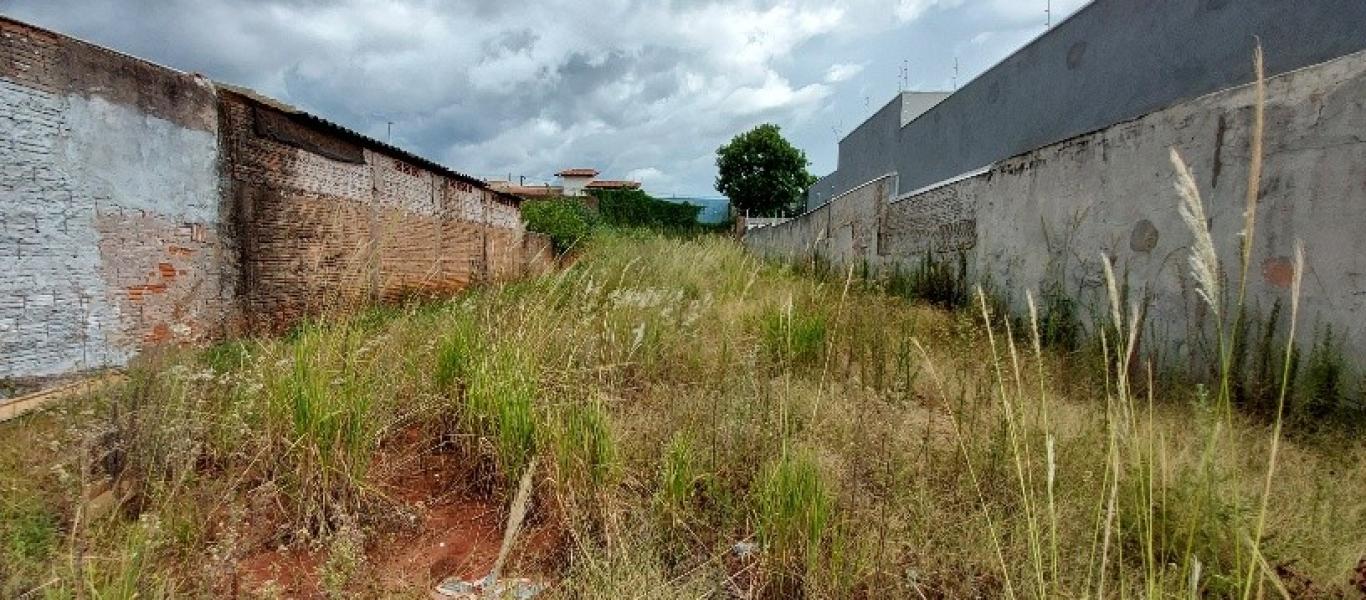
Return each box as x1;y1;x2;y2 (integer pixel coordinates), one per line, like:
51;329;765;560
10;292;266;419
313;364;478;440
555;168;600;197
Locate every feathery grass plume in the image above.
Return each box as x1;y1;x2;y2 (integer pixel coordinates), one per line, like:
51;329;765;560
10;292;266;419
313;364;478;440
1171;148;1221;319
1238;41;1266;304
1243;241;1304;600
1101;255;1123;340
977;288;1048;598
1026;290;1059;583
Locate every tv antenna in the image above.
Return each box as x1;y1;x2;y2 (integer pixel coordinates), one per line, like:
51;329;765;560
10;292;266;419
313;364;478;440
369;113;395;143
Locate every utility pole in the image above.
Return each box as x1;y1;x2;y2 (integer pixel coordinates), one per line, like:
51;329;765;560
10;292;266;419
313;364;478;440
1046;0;1052;28
952;57;959;91
386;121;393;143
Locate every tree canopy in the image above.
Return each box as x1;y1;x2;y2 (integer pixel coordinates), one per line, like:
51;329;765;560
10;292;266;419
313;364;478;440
714;123;817;216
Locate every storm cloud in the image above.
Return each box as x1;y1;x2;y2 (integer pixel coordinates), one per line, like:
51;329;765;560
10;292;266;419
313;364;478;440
2;0;1086;195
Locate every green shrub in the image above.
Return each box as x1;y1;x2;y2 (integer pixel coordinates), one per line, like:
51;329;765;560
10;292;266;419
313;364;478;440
522;197;597;253
1295;326;1362;426
594;189;702;232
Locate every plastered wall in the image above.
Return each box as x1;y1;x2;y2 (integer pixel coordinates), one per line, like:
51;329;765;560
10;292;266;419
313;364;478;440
748;49;1366;366
1;18;230;380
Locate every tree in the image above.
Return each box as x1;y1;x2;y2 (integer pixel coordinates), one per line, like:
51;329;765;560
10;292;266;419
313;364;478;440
715;124;817;216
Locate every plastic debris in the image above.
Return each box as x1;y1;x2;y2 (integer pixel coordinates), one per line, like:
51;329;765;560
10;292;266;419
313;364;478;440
432;574;544;599
731;541;758;559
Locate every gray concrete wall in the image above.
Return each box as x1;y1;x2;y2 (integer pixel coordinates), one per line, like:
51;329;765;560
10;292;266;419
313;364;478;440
751;48;1366;367
810;0;1366;207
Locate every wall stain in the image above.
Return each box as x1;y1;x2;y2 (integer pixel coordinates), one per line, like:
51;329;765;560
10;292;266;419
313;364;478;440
1211;113;1227;188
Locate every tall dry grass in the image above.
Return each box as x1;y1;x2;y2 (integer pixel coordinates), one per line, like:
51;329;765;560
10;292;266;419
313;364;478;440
2;49;1364;599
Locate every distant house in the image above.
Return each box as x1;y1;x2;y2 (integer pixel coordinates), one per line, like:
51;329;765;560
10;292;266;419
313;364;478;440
555;168;600;197
490;168;644;200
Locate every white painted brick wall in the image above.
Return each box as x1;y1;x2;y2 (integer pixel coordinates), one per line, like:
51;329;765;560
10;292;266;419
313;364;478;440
1;75;223;379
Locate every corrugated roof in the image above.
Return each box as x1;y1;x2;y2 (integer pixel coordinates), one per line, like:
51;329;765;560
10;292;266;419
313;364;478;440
217;84;502;195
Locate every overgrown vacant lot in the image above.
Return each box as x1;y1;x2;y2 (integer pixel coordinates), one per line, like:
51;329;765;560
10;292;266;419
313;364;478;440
2;232;1364;598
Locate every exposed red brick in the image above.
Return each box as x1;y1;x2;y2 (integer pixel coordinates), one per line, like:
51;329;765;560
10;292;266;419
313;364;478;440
144;323;171;343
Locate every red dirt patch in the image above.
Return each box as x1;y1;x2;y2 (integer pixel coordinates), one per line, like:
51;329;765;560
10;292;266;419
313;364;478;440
234;427;560;598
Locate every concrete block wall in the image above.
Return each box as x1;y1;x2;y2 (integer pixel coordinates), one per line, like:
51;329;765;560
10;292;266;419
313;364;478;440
748;49;1366;367
1;16;536;385
1;18;230;380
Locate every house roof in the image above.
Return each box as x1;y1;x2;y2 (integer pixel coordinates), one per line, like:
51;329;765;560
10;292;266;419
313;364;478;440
585;180;641;189
556;168;600;177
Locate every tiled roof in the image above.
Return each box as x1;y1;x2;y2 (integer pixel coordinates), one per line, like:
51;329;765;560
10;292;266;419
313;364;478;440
556;168;600;177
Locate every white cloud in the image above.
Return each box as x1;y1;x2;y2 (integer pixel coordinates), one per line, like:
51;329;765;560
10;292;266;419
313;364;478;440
893;0;965;22
626;167;667;187
824;62;865;83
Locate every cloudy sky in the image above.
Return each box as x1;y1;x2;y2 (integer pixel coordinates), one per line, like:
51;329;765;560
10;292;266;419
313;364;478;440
4;0;1086;196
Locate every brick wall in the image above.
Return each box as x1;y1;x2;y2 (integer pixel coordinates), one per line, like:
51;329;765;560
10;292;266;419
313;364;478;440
1;16;535;385
221;92;529;333
1;17;230;381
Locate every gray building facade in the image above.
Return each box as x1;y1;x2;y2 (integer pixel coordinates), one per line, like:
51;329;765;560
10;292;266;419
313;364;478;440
810;0;1366;210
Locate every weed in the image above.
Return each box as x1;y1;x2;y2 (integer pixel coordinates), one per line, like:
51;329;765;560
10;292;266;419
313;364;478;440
552;398;619;492
433;313;481;392
760;304;827;367
884;251;969;309
1297;326;1358;426
753;449;832;590
466;346;539;485
1;497;58;565
321;520;365;599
